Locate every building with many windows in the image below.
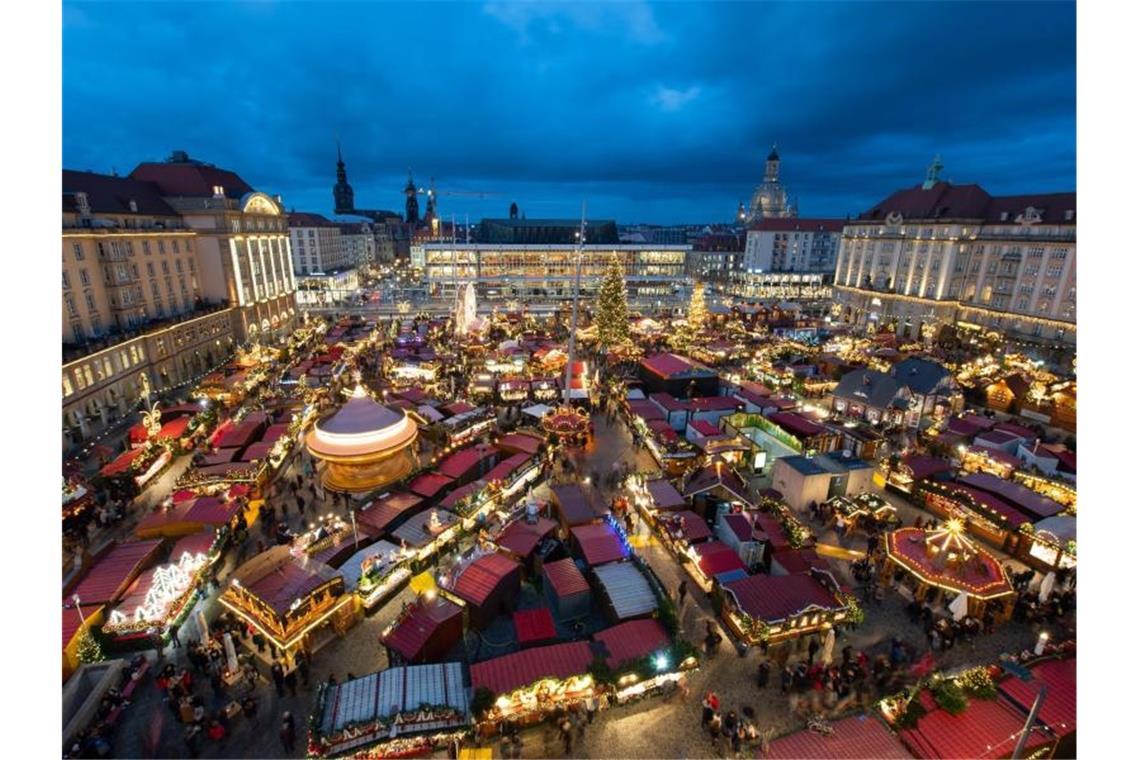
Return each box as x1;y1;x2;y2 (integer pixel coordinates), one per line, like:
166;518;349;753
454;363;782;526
129;151;297;341
289;213;348;275
832;159;1076;348
420;243;690;306
744;218;844;276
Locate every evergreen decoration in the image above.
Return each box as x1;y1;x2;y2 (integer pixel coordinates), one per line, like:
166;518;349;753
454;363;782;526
594;254;631;350
680;281;708;345
76;627;104;664
932;678;969;715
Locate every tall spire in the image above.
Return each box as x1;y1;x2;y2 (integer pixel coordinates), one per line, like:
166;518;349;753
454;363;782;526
332;140;354;214
923;154;944;189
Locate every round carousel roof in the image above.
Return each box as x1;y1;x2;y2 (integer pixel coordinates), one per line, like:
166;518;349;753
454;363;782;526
884;523;1014;600
306;385;417;459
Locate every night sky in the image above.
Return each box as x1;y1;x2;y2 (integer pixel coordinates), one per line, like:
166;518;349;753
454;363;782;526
63;1;1075;224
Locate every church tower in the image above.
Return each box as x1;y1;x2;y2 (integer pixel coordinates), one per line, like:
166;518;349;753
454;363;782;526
332;142;355;214
764;144;780;183
404;174;419;225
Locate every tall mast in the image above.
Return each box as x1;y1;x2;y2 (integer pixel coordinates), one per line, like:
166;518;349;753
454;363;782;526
563;203;587;404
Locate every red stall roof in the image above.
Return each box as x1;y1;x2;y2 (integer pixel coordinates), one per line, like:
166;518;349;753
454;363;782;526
513;608;557;646
570;523;627;566
646;479;686;510
355;492;424;536
261;423;291;445
766;715;911;759
382;598;463;662
496;517;557;557
170;530;217;560
99;447;145;478
470;641;594;695
484;452;532;484
693;541;747;577
627;399;666;422
68;540;164;605
184;497;240;526
665;510;712;542
593;619;669;670
723;573;843;624
438;444;497;481
641;353;696;378
999;657;1076;735
452;553;520;607
408;472;455;499
240;442;274;463
440;481;485;510
244;560;333;618
901;690;1054;759
497;433;543;457
159;416;192;440
216;420;262;450
769;411;827;439
544;558;589;598
551;483;598;527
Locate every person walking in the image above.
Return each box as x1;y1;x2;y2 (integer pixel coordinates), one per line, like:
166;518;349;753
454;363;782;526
808;636;820;666
280;712;296;754
170;622;182;649
678;580;688;607
271;661;286;697
183;724;202;758
559;716;573;755
295;650;310;688
284;666;298;697
756;661;770;690
585;693;597;724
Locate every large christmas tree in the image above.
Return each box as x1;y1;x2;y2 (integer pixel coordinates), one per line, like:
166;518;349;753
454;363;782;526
679;280;708;346
594;254;631;350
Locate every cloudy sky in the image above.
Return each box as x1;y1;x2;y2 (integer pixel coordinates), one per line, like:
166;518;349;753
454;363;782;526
63;1;1075;224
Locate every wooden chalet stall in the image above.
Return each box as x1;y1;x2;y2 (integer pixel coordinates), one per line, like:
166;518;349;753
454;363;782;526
447;553;522;630
543;558;592;621
220;546;358;662
381;598;464;666
720;569;850;646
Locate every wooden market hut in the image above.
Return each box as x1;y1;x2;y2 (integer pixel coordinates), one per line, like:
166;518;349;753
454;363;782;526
381;597;464;665
450;553;522;629
220;546;357;660
134;496;242;539
550;483;600;531
591;562;657;623
542;558;592;621
569;522;628;567
496;517;558;575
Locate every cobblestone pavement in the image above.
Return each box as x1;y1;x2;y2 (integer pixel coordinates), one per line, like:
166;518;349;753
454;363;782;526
102;406;1070;760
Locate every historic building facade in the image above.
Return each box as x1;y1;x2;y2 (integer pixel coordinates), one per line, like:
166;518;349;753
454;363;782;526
130;151;297;341
744;218;843;276
832;159;1076;348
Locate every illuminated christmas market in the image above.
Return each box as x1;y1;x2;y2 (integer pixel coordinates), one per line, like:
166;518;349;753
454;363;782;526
51;4;1094;758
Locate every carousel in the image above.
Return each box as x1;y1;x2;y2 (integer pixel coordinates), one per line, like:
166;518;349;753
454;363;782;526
540;405;591;444
305;383;418;493
881;519;1015;623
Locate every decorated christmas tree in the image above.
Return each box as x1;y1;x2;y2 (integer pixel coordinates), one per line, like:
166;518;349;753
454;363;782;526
594;254;631;350
679;280;708;346
75;627;104;664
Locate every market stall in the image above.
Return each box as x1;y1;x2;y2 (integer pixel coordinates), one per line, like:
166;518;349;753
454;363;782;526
381;598;464;665
720;570;850;646
471;641;597;732
219;546;358;661
447;552;522;629
391;508;462;565
343;540;414;609
134;495;242;540
591;561;658;623
308;662;471;758
542;558;592;621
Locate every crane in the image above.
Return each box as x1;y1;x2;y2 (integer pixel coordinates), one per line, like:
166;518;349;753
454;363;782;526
414;177;502;200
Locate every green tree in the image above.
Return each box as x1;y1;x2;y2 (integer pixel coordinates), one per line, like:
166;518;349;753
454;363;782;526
76;627;104;664
594;254;631;350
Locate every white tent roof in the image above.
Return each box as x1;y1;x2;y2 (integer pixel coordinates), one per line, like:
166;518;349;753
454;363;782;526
522;403;554;419
593;562;657;620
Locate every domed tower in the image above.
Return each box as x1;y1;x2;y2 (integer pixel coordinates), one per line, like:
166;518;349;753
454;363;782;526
332;142;355;215
765;144;781;183
404;174;419;224
746;142;794;222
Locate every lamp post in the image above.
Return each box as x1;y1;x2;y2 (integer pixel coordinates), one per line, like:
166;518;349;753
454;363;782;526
72;594;85;627
562;204;587;407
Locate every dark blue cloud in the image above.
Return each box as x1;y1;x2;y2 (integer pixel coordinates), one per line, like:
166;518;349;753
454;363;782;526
63;1;1075;223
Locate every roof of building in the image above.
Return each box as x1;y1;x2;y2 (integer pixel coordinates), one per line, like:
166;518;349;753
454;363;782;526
649;392;688;412
68;540;165;605
664;510;713;542
689;396;744;412
722;513;755;543
317;663;469;739
451;553;520;607
571;522;628;566
689;419;722;437
999;657;1076;735
593;619;671;670
408;472;455;499
62;170;178;216
983;193;1078;225
891;358;951;395
646;479;686;510
390;508;459;548
496;516;558;557
693;541;748;577
859;180;1075;226
513;607;558;646
354;492;424;536
765;714;911;759
470;640;595;695
438;444;497;481
723;573;843;623
834;369;907;410
288;212;339;228
239;554;340;618
771;548;830;575
640;353;712;379
551;483;599;526
496;432;543;457
592;562;658;619
778;455;828;477
129;155;256;199
959;472;1065;519
543;557;590;598
627;399;666;422
381;598;463;662
900;689;1054;759
682;464;752;505
749;218;846;233
902;454;954;482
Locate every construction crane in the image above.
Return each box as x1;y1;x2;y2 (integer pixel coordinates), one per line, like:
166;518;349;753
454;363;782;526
414;177;502;200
